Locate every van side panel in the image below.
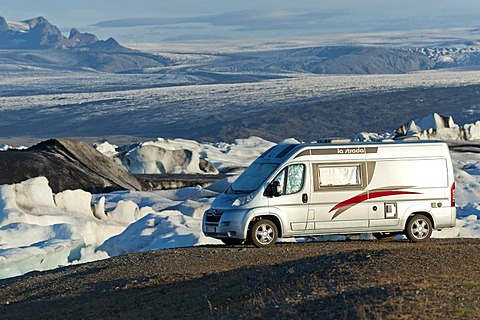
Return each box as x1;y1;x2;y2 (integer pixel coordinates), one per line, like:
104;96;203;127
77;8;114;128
203;141;457;244
367;159;449;190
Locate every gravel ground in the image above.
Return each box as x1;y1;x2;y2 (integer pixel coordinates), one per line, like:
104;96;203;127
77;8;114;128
0;238;479;319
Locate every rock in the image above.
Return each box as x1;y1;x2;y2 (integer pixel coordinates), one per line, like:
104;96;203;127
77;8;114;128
25;16;65;48
0;15;170;72
0;15;126;51
85;37;128;51
62;28;99;48
0;138;144;193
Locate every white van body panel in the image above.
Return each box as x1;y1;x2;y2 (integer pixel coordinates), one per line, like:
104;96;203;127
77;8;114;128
203;141;456;243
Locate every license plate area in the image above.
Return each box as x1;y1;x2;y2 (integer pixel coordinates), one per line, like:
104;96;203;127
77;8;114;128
206;226;216;233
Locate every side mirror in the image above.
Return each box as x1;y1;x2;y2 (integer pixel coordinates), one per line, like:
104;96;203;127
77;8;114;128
266;180;282;197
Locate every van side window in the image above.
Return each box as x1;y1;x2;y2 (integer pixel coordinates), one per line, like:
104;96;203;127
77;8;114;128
274;164;305;195
313;163;366;191
319;165;361;187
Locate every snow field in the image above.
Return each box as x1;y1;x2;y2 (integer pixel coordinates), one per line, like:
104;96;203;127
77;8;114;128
0;136;479;280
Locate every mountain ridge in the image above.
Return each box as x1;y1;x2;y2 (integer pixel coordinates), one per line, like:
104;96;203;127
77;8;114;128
0;15;127;51
0;15;172;73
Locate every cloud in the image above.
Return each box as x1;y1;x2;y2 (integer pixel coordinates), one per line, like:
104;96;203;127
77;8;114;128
93;9;347;32
162;33;229;41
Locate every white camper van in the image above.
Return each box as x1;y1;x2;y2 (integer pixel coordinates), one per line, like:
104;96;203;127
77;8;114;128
203;141;456;247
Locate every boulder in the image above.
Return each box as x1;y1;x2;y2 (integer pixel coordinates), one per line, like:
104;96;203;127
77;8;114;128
0;138;144;193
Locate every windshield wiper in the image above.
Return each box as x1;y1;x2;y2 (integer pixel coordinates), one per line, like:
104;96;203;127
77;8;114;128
227;185;249;194
233;189;251;194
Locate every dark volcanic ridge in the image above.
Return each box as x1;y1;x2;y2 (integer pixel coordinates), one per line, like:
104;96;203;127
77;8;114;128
0;138;143;193
0;138;220;193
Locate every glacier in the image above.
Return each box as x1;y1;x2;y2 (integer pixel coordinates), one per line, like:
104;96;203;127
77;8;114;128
0;133;479;280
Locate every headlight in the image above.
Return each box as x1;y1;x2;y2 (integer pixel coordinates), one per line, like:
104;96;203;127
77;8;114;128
232;193;254;207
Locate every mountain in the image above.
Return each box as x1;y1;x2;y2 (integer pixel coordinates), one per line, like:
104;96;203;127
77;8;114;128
195;46;436;75
0;15;126;51
0;15;171;72
0;16;64;49
3;15;480;75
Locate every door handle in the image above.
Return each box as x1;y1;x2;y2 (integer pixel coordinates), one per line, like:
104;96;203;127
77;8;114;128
302;193;308;203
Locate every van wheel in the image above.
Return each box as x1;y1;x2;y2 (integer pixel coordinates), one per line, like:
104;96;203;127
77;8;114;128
405;214;433;242
249;219;278;248
221;238;244;246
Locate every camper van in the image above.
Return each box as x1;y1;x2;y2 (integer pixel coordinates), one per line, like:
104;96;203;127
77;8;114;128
203;141;456;247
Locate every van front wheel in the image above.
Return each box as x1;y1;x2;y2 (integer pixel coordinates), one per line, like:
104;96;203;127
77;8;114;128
249;219;278;248
405;214;433;242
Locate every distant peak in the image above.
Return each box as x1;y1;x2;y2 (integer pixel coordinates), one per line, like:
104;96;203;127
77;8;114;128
0;14;129;53
25;16;50;27
0;16;7;32
69;28;80;38
105;37;119;44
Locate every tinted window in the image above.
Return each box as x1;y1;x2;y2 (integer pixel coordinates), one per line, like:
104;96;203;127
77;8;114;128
274;164;305;195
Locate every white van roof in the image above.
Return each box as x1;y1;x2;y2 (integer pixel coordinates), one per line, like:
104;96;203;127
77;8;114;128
258;140;449;163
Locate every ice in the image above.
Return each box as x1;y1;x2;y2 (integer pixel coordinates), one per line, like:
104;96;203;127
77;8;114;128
98;211;223;256
0;134;479;280
54;189;93;217
94;141;118;158
98;136;275;174
0;177;153;279
432;149;480;238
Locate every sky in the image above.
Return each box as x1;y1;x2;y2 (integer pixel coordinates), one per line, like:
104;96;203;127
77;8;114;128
1;1;480;42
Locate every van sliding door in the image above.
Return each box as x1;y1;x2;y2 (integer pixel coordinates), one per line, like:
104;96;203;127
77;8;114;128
309;162;370;230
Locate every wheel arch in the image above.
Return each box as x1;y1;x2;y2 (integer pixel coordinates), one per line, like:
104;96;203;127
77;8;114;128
248;215;283;238
405;211;435;228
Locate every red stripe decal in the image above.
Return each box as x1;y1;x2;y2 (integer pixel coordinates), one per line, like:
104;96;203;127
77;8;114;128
329;190;421;213
329;193;368;213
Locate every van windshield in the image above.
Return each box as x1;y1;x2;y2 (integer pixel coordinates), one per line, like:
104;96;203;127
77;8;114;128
228;163;278;194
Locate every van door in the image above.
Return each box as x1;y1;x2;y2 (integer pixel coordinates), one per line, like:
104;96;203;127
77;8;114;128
267;163;310;234
308;162;370;231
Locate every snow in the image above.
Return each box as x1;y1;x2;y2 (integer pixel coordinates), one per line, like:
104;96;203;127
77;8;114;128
0;132;479;280
5;69;480;141
99;136;275;174
0;137;269;279
6;21;30;33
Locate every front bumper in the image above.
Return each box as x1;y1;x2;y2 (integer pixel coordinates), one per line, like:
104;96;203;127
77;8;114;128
203;208;250;239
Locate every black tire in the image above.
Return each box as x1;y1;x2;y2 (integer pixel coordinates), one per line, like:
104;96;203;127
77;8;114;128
405;214;433;242
221;238;244;246
372;232;394;240
249;219;278;248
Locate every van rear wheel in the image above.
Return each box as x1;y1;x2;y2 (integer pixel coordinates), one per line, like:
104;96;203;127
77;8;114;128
405;214;433;242
249;219;278;248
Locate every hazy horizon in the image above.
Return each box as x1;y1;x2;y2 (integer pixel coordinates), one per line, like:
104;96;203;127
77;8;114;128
2;0;480;43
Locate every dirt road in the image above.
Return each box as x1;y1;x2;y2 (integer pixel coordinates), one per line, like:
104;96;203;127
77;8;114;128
1;238;479;319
